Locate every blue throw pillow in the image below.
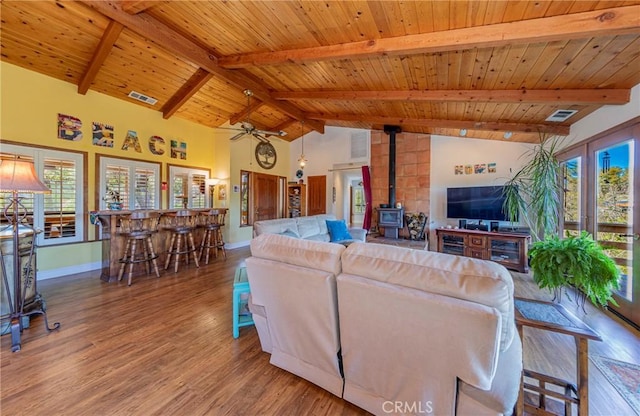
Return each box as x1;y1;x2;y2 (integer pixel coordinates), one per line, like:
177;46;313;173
326;219;353;242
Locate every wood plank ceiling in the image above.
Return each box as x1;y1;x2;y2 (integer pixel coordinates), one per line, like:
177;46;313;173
1;1;639;143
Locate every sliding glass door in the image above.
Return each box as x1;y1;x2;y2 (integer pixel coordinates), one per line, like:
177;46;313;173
560;151;585;237
593;136;638;325
559;121;639;327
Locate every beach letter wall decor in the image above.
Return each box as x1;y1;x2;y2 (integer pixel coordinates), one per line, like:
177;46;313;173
122;130;142;152
149;135;165;155
92;122;114;147
58;114;83;141
170;140;187;159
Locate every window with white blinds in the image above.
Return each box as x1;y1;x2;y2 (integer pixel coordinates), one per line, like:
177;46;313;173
99;157;160;210
168;166;210;209
0;144;84;246
191;174;207;208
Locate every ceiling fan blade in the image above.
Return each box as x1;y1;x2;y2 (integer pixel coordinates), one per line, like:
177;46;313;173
214;125;245;132
229;131;248;141
256;129;288;137
252;133;270;143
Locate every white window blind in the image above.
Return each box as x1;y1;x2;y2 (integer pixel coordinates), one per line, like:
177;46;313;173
43;158;78;239
134;168;156;209
105;164;129;207
100;157;160;210
168;166;210;209
1;144;84;246
172;174;187;209
191;174;207;208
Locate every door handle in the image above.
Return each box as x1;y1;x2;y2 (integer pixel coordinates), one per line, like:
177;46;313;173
619;234;640;240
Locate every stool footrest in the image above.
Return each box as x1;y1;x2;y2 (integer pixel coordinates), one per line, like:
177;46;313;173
119;254;159;264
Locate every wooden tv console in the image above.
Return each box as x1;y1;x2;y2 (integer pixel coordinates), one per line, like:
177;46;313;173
436;228;530;273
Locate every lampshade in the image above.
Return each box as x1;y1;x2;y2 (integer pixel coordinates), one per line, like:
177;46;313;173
206;178;220;186
0;159;50;193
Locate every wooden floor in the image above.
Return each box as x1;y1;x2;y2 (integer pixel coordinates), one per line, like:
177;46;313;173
1;244;638;415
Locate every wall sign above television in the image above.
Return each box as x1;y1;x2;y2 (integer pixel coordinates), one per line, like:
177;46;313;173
446;185;515;221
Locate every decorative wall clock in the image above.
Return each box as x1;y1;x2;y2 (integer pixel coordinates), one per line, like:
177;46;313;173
296;169;304;179
255;141;277;169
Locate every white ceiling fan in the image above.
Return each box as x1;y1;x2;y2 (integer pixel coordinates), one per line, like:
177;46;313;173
217;89;287;142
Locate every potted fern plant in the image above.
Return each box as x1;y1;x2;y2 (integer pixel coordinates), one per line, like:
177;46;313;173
528;231;620;308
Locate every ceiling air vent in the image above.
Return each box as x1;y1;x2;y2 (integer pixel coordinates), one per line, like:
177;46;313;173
546;109;577;122
128;91;158;105
350;131;369;160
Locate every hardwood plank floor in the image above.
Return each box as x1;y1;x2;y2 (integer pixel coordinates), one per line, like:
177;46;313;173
1;245;638;415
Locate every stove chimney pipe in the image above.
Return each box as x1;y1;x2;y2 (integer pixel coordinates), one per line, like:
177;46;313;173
383;125;402;207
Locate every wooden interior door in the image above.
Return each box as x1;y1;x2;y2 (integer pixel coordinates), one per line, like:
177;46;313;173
253;173;279;221
307;175;327;215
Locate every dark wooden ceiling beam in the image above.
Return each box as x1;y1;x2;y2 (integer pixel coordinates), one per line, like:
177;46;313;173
80;1;325;134
305;113;570;135
267;119;298;139
121;1;157;14
273;89;631;105
77;20;123;95
161;68;214;119
230;100;264;125
219;5;640;68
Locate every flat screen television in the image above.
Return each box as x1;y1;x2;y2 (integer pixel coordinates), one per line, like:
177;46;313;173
446;185;514;221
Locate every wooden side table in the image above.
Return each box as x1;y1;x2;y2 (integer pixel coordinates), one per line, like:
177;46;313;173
514;297;602;416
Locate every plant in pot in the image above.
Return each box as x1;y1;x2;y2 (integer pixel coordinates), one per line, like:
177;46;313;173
528;231;620;309
502;134;621;309
502;134;564;242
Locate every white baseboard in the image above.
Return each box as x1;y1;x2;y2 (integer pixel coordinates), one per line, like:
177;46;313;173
38;261;102;280
36;241;250;281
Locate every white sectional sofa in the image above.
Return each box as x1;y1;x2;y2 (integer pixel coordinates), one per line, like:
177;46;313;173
253;214;367;245
246;234;522;416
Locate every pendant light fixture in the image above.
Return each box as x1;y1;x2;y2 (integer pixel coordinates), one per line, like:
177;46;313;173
298;120;308;168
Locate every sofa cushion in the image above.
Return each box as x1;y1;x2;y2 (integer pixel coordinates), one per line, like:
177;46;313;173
326;219;353;242
341;242;515;351
253;218;298;237
306;234;331;243
458;332;522;414
250;233;345;275
311;214;335;235
278;229;300;238
296;216;322;239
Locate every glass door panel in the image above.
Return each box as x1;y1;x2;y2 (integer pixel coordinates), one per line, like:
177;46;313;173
561;156;582;237
594;138;638;325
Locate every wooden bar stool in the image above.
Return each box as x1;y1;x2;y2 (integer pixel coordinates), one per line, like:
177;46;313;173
163;210;200;273
117;211;161;286
197;208;228;264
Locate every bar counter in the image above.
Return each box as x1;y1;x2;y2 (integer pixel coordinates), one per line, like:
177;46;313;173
94;208;224;282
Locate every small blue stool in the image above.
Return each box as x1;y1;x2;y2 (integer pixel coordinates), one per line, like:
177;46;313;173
232;265;254;338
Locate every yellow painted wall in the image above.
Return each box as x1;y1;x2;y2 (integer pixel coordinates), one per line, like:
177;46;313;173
0;62;237;274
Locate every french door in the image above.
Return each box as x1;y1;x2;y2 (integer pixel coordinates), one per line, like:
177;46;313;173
253;172;285;222
559;121;639;327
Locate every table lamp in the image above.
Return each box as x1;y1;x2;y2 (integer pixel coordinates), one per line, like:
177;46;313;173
0;157;60;352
